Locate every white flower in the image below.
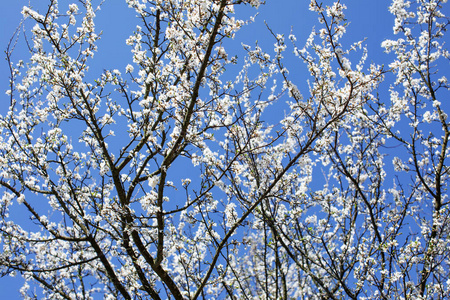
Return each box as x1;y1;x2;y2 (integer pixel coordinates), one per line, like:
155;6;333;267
224;203;238;228
125;64;134;73
68;4;79;14
17;194;25;204
148;176;159;188
423;111;432;123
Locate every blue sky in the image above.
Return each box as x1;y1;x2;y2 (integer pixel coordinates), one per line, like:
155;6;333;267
0;0;401;298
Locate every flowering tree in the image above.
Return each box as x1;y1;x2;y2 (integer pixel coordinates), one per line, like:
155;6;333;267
0;0;449;299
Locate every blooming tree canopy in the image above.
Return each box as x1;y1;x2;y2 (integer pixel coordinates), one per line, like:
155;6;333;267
0;0;449;299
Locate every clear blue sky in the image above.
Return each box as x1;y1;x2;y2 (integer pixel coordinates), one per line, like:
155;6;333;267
0;1;396;298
